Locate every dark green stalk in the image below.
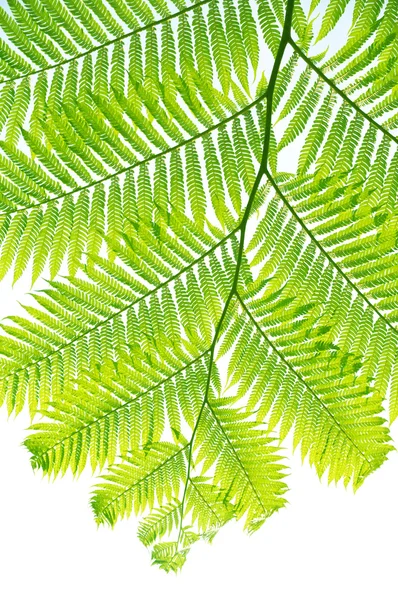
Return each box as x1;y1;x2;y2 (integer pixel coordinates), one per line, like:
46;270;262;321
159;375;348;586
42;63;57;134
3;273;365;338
176;0;296;551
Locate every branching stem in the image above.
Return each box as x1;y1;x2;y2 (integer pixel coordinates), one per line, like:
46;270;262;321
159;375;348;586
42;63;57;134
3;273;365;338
176;0;296;551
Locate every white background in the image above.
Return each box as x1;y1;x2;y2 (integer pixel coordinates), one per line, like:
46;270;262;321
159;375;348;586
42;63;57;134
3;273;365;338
1;0;397;597
1;275;398;600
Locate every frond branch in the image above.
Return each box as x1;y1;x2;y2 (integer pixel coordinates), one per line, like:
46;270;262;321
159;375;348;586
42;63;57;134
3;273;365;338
6;89;268;217
1;229;237;383
289;39;398;145
265;167;398;335
235;291;373;465
0;0;212;86
96;444;190;518
30;351;209;465
188;479;223;524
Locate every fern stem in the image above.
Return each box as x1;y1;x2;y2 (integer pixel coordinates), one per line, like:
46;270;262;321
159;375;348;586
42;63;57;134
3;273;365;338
289;39;398;145
235;292;373;465
0;0;213;86
176;294;238;549
176;0;296;550
265;168;398;335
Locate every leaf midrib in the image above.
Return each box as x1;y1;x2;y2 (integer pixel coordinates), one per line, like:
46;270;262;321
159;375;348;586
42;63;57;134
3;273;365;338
266;169;398;336
236;292;374;467
1;228;237;382
289;39;398;145
5;89;268;217
28;351;209;464
0;0;212;86
205;400;275;514
94;445;190;520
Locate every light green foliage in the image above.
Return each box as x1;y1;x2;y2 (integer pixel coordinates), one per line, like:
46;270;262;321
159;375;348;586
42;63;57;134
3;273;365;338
0;0;397;572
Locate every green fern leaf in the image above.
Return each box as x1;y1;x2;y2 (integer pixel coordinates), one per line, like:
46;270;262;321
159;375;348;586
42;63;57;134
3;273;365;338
0;0;397;571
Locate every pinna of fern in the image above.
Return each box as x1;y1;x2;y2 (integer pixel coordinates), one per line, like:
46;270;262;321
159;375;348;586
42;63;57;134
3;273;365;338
0;0;397;572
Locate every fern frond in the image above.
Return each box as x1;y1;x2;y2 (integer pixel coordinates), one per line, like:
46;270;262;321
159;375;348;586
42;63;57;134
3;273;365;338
0;0;397;571
91;396;287;567
25;350;211;476
0;0;278;282
0;214;237;417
